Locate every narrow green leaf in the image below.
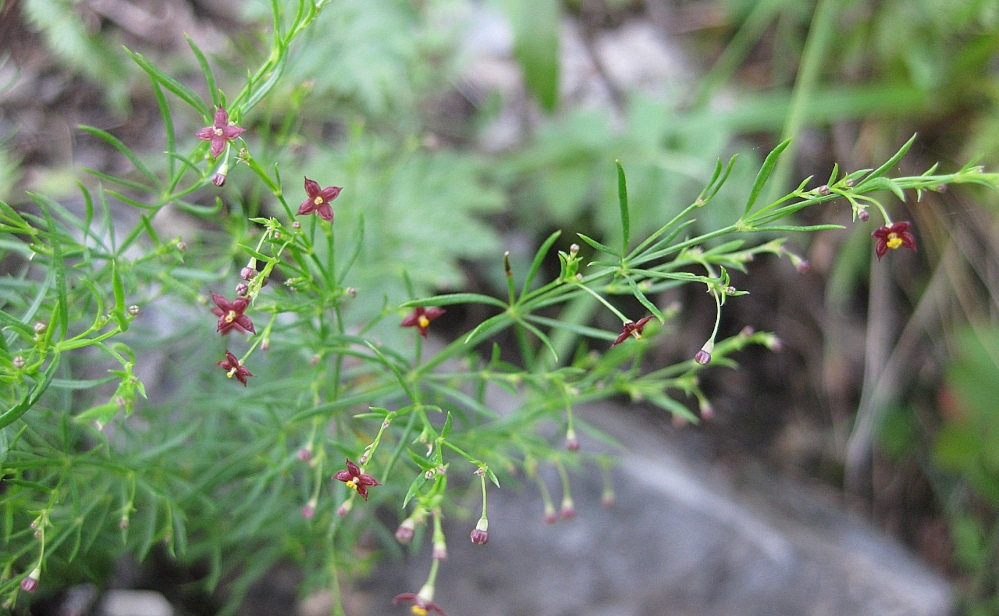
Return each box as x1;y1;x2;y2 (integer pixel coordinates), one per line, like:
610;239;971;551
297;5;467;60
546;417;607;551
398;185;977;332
856;134;917;188
742;138;792;217
111;260;128;331
126;48;210;117
576;233;615;255
150;81;176;180
625;277;665;323
403;293;508;309
440;412;454;439
615;160;630;256
516;317;558;362
520;230;561;299
78;125;161;189
185;35;218;108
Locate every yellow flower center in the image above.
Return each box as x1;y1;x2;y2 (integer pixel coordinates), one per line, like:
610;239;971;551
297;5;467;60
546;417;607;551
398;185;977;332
411;607;428;616
886;233;903;250
226;368;237;379
226;310;237;323
314;196;324;205
346;477;359;492
213;127;224;136
418;316;430;328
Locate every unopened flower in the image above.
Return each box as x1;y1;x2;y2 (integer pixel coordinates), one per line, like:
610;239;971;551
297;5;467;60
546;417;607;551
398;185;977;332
211;293;255;335
297;177;341;222
195;107;246;158
301;498;317;520
333;458;380;501
872;221;917;260
470;518;489;545
401;306;445;338
560;499;576;520
543;508;559;524
396;518;416;544
611;316;654;347
393;588;448;616
694;348;711;365
20;568;40;593
217;351;254;386
296;447;313;463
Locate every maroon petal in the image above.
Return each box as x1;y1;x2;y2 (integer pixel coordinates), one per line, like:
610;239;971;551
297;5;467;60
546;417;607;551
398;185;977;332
304;177;321;198
316;203;334;222
333;470;352;482
234;314;256;334
212;293;233;311
319;186;342;202
213;107;229;127
210;137;226;158
297;198;316;215
194;126;215;140
220;124;246;140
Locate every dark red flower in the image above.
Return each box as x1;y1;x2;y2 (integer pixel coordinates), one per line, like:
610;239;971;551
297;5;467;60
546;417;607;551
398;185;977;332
195;107;246;158
392;592;448;616
333;458;381;501
611;315;654;346
211;293;255;335
401;306;445;338
217;351;253;386
297;177;341;222
872;221;917;260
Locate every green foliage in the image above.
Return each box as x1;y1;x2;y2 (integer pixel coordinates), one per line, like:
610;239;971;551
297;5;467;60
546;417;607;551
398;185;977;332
4;1;999;614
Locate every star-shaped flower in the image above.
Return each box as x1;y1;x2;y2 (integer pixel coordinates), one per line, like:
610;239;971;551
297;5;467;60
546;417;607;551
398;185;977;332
392;592;448;616
217;351;254;386
211;293;256;335
872;221;917;260
297;177;341;222
611;315;654;346
401;306;445;338
195;107;246;158
333;458;381;501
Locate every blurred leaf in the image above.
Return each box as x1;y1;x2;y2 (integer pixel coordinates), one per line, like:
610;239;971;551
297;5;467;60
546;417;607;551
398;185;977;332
499;0;559;111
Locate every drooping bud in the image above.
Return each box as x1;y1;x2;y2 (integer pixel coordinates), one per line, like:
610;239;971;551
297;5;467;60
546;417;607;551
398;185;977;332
470;517;489;545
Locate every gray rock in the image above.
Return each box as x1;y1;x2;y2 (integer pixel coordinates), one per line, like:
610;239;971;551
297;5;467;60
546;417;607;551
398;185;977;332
97;589;174;616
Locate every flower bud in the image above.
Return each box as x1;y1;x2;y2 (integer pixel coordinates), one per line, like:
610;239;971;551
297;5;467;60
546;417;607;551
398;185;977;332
694;349;711;365
13;355;25;369
470;518;489;545
21;568;40;593
395;518;416;544
127;304;141;317
857;208;870;222
817;184;831;196
235;283;249;297
301;499;317;520
296;447;313;463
